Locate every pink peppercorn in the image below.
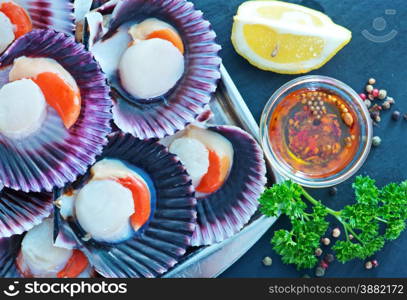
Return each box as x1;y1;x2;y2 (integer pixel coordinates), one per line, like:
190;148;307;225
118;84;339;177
372;89;379;98
371;259;379;268
320;260;329;269
359;93;367;100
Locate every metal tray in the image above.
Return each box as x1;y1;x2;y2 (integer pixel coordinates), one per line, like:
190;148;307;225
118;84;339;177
163;65;283;278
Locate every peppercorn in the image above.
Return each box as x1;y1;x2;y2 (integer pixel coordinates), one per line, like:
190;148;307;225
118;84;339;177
365;99;372;108
372;136;381;147
315;248;323;257
372;89;379;98
324;254;335;263
378;89;387;100
342;112;354;126
332;228;341;238
382;101;390;110
321;237;331;246
387;96;395;104
368;78;376;85
365;261;373;270
365;84;374;93
262;256;273;266
359;93;366;101
374;115;381;123
315;267;325;277
319;260;329;269
328;186;337;196
392;110;401;121
368;93;375;101
371;259;379;268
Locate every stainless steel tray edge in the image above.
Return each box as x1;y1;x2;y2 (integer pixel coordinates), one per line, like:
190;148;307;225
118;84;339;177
163;65;283;278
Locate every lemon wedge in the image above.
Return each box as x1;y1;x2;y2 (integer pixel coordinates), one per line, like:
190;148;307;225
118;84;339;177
231;0;352;74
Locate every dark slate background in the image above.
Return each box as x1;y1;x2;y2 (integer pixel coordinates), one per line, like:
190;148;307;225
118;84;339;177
192;0;407;277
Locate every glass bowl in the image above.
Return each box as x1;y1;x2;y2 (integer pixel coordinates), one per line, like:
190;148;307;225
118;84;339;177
260;75;373;188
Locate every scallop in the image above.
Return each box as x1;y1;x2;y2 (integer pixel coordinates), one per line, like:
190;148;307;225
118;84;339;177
82;0;221;139
167;125;267;246
9;56;79;93
19;219;74;278
0;12;14;53
0;218;92;278
54;132;197;278
0;29;112;193
0;79;46;139
169;137;209;187
119;38;184;99
0;0;75;54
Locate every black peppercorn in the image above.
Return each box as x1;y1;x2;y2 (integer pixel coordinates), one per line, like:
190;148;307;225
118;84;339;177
328;186;337;196
324;254;335;263
392;110;401;121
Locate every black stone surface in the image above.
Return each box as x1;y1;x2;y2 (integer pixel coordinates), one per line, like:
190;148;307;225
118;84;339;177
192;0;407;277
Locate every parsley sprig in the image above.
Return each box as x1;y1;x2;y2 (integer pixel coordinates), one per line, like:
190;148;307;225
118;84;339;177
259;176;407;269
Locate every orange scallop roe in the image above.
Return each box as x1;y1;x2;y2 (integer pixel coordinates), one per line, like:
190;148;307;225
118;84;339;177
196;150;230;194
146;29;184;54
116;176;151;231
16;248;89;278
0;2;32;38
57;250;89;278
32;72;81;129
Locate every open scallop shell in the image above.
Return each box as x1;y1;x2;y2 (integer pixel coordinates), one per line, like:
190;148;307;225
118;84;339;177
0;29;112;192
189;125;267;246
0;187;53;238
0;220;94;278
84;0;221;139
55;132;197;278
14;0;75;34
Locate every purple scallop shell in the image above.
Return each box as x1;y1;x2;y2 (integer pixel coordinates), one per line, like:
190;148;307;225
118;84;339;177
91;0;118;11
14;0;75;34
0;29;112;192
0;236;21;278
86;0;222;139
55;132;197;278
0;188;53;238
191;125;267;246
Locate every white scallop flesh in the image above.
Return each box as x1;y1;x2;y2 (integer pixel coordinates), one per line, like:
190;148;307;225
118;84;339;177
186;126;234;166
0;79;46;138
9;56;79;93
119;38;184;99
169;137;209;187
183;126;234;196
128;18;177;41
0;12;14;53
90;158;139;180
20;218;73;278
75;179;135;243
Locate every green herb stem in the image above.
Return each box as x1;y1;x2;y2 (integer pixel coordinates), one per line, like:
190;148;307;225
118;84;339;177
259;176;407;269
300;186;367;245
300;186;340;216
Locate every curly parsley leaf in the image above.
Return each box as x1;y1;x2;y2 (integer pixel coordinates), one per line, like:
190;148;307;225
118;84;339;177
260;176;407;269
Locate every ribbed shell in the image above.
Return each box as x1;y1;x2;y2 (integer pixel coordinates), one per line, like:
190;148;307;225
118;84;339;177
0;29;112;192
